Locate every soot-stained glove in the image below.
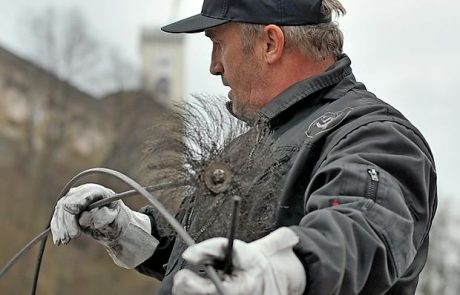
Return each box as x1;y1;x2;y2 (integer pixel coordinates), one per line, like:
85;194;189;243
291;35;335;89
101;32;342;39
172;227;306;295
50;183;159;269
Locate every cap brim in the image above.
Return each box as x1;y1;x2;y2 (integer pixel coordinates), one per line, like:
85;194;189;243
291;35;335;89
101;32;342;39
161;14;230;33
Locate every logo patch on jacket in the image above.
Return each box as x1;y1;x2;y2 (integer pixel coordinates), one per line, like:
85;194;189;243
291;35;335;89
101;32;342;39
305;107;353;138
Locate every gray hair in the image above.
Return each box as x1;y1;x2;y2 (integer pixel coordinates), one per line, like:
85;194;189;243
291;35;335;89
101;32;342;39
240;0;346;61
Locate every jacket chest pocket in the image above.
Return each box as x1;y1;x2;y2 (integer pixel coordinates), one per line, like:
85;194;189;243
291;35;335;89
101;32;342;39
261;145;300;179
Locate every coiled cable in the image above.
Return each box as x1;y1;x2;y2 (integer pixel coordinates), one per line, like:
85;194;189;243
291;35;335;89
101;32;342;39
0;167;228;295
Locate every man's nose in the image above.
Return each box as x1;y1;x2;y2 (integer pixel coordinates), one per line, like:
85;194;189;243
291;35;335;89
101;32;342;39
210;60;223;76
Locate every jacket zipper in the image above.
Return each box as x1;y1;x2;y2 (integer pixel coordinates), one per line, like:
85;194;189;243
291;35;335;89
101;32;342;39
366;168;380;201
184;206;194;231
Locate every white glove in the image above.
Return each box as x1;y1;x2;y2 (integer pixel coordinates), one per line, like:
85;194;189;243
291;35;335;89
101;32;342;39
50;183;159;269
172;227;306;295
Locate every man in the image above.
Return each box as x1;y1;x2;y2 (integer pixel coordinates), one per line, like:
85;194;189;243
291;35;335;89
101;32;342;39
50;0;437;294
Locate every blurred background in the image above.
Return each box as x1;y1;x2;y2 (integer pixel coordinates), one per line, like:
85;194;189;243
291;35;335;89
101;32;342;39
0;0;459;294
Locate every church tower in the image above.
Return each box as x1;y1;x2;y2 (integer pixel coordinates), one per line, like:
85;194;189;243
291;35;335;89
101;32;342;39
140;28;185;105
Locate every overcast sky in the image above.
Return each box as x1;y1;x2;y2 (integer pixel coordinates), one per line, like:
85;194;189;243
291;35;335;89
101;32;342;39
0;0;459;201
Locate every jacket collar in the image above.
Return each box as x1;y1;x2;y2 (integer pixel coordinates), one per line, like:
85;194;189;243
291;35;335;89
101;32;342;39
257;54;354;124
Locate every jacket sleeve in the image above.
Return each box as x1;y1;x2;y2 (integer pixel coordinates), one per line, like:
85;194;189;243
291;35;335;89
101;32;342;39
289;121;437;294
134;206;175;280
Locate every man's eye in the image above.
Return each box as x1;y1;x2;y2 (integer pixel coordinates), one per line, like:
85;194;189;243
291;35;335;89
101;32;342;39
212;41;222;49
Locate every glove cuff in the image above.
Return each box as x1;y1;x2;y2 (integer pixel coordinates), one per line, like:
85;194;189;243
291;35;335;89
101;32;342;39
251;227;298;256
254;227;307;295
104;203;159;269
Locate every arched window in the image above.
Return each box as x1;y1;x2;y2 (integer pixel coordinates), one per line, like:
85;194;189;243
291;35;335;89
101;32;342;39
155;76;170;99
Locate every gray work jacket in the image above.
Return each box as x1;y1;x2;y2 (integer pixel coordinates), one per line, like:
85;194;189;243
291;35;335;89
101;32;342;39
137;54;437;295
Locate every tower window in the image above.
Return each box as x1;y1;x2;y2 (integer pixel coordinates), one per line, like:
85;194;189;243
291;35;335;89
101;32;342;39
155;76;170;99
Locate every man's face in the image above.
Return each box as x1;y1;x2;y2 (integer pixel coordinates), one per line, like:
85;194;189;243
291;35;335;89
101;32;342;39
205;23;266;122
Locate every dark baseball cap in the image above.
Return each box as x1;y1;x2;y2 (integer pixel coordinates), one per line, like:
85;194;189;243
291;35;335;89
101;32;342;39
161;0;329;33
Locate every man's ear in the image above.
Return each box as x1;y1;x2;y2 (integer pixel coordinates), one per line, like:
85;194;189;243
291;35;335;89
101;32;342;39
263;25;285;64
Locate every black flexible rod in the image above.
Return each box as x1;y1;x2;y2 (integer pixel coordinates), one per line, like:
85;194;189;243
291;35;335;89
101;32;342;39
1;168;227;295
0;180;186;279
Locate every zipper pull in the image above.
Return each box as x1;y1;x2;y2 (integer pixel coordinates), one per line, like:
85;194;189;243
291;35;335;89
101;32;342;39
368;168;379;182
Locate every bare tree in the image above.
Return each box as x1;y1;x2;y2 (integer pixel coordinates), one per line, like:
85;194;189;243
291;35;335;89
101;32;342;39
18;8;102;206
24;6;138;95
417;198;460;295
19;7;138;191
0;6;153;295
27;7;103;87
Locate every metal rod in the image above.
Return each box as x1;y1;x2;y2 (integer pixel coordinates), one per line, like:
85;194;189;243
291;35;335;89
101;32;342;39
0;181;187;280
223;196;241;275
87;181;188;210
2;168;228;295
0;229;50;279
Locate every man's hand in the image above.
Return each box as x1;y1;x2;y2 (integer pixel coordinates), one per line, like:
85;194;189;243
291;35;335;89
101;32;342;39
172;227;306;295
51;183;116;245
50;183;158;269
